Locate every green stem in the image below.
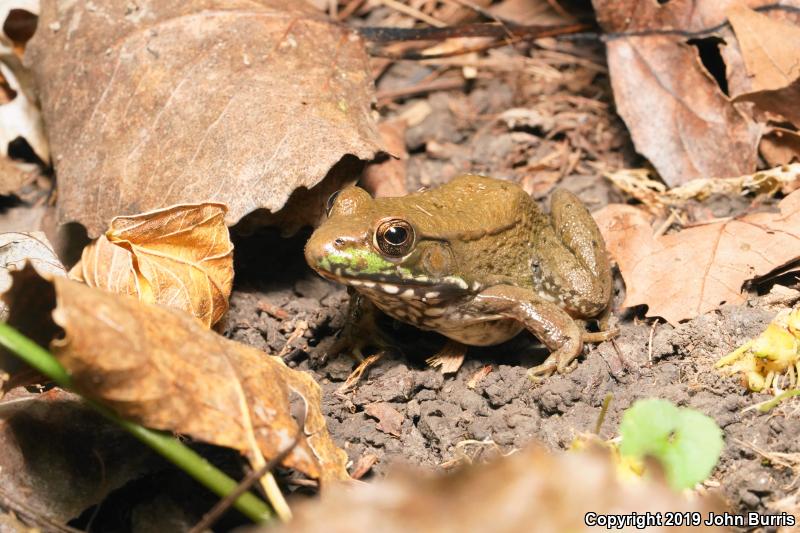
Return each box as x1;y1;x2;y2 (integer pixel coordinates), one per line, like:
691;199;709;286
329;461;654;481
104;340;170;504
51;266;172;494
0;323;273;524
757;389;800;412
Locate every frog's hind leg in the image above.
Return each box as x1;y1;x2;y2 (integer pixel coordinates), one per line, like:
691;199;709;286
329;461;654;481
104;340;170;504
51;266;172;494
468;285;583;378
548;188;613;315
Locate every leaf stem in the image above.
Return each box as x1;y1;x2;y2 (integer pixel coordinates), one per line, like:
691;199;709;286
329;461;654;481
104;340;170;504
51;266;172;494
0;323;273;524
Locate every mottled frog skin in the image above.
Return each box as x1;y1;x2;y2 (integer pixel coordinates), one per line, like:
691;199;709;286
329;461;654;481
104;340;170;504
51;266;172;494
304;175;614;376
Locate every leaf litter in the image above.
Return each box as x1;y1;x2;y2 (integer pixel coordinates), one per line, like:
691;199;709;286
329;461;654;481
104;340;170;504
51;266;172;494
3;265;350;488
3;0;800;530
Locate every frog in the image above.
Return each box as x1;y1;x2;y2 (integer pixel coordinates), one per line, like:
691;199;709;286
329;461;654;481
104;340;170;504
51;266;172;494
304;174;615;378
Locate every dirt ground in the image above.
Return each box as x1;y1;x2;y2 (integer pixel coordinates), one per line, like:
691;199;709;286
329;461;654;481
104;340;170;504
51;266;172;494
224;41;800;530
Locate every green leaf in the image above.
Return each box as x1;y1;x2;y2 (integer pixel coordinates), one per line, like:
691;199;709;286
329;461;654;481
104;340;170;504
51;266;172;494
619;398;724;490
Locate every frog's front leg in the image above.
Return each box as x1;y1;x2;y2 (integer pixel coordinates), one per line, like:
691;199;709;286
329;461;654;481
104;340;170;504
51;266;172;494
468;285;585;377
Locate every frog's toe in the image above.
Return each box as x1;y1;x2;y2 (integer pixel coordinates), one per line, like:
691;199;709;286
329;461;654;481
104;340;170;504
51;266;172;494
583;327;619;344
527;356;558;381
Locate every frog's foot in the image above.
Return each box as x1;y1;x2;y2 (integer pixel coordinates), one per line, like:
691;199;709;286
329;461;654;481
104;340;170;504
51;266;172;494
426;340;468;375
526;337;583;381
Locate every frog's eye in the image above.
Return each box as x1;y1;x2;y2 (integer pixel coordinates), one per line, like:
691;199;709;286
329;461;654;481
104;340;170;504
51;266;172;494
325;190;342;216
375;218;415;257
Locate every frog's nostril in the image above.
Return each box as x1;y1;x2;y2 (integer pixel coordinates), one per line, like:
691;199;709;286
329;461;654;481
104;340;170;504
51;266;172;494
334;238;345;247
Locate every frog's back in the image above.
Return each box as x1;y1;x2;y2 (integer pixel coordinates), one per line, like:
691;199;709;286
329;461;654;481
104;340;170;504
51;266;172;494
385;175;537;239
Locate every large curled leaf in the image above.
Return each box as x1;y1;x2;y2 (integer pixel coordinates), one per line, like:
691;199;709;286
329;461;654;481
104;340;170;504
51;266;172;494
3;265;349;484
69;203;234;328
592;0;769;186
27;0;382;237
595;188;800;325
619;399;724;491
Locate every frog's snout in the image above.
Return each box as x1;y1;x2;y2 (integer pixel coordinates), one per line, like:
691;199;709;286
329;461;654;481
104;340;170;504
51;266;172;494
305;229;358;273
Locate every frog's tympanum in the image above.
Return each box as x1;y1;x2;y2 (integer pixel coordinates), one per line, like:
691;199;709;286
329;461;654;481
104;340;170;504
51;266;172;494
305;175;614;377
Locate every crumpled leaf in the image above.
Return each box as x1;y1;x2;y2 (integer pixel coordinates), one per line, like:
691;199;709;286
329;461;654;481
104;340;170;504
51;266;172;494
27;0;382;238
3;265;349;484
0;231;64;321
594;189;800;324
726;4;800;93
592;0;767;186
0;387;158;524
271;444;726;533
727;4;800;131
69;203;233;328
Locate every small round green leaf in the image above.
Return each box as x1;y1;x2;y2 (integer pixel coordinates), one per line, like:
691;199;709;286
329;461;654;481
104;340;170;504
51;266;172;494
619;398;724;490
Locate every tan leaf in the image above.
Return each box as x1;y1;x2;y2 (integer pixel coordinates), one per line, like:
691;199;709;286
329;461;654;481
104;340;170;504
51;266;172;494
727;4;800;92
365;402;403;437
360;119;408;198
70;203;233;328
0;231;65;321
594;190;800;324
0;62;48;163
27;0;382;238
272;444;726;533
3;265;350;484
603;35;760;186
760;128;800;167
0;155;36;196
734;77;800;127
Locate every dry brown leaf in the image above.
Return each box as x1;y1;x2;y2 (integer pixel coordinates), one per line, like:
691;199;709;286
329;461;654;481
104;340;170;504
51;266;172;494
0;231;65;321
364;402;403;437
271;444;726;533
0;156;35;195
603;35;759;186
592;0;775;185
360;118;408;198
0;61;48;163
70;203;233;328
0;387;157;524
595;190;800;324
761;128;800;167
735;77;800;127
3;265;349;484
727;4;800;93
27;0;382;238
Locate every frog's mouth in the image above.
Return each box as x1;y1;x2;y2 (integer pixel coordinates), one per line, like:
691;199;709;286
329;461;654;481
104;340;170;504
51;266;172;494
317;265;474;300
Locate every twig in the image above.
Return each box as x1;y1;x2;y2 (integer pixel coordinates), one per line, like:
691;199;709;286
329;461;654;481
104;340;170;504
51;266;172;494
377;77;466;104
0;323;274;524
376;0;447;27
593;393;613;434
189;434;301;533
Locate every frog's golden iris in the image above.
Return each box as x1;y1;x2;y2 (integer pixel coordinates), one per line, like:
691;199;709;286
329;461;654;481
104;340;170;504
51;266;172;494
305;175;615;377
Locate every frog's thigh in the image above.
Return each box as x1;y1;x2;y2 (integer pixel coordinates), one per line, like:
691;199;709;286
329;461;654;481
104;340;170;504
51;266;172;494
549;189;611;306
469;285;583;373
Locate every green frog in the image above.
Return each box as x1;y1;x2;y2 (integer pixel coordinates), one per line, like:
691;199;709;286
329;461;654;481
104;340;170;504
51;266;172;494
304;175;615;377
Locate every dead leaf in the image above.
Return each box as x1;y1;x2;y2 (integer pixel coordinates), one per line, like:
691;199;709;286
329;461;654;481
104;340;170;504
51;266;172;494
0;387;158;524
27;0;382;238
590;0;787;185
361;119;408;198
604;35;760;186
69;203;233;328
0;61;47;163
735;77;800;127
0;231;65;321
271;444;726;533
0;155;35;195
365;402;403;437
595;190;800;324
3;265;349;485
760;128;800;167
727;4;800;93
